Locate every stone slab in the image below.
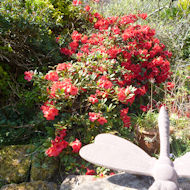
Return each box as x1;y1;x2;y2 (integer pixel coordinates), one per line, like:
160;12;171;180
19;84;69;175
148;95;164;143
60;173;190;190
60;173;153;190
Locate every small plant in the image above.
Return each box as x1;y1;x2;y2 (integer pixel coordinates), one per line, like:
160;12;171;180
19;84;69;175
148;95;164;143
178;0;190;12
131;110;159;132
170;137;190;158
131;109;160;155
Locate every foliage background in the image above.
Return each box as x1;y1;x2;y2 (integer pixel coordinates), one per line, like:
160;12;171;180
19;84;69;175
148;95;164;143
0;0;189;176
0;0;92;146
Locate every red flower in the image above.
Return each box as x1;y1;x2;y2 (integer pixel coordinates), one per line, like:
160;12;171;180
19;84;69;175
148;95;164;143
71;31;82;42
107;46;121;59
57;129;67;139
99;173;104;177
112;26;120;35
135;86;147;96
140;105;148;112
127;95;135;105
72;0;81;6
70;139;82;153
46;147;57;157
55;36;60;43
97;117;107;125
164;50;172;58
119;14;137;25
80;44;90;53
46;139;68;157
94;19;109;31
69;41;79;52
108;16;119;24
97;76;113;89
89;112;101;122
143;41;152;50
88;95;99;104
41;102;59;120
120;108;129;117
45;128;68;157
81;35;88;44
86;168;96;175
56;63;72;71
50;79;78;97
117;87;130;102
122;115;131;128
120;108;131;127
167;82;175;91
60;47;73;56
95;90;108;98
94;12;101;19
24;71;33;81
138;13;147;20
117;89;126;102
85;5;90;12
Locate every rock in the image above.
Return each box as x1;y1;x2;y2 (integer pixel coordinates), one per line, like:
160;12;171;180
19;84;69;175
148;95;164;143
60;173;190;190
0;179;7;189
0;181;58;190
178;178;190;190
60;175;97;190
60;173;153;190
30;154;59;181
0;145;34;183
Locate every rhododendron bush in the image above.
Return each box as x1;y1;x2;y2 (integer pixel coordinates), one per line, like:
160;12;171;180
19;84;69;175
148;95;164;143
25;2;172;173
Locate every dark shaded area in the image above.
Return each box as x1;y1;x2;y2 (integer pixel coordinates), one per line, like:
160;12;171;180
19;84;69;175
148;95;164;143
108;173;153;189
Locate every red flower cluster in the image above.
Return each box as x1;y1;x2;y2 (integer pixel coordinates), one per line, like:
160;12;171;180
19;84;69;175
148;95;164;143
88;112;107;125
70;138;82;153
166;82;175;91
140;105;151;112
46;129;68;157
72;0;81;6
120;108;131;128
117;87;135;105
56;10;172;129
138;13;147;20
60;12;171;91
97;76;113;89
85;168;96;175
41;101;59;120
88;95;99;104
85;5;90;12
89;112;101;122
95;89;109;99
45;71;59;81
50;79;78;98
60;47;73;56
56;63;72;72
24;71;33;81
72;30;82;41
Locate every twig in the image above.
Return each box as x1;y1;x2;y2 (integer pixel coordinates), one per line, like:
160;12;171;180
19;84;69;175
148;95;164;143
148;6;169;17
